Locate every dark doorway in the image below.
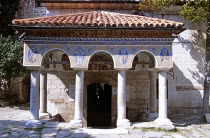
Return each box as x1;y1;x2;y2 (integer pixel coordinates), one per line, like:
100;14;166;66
87;83;112;127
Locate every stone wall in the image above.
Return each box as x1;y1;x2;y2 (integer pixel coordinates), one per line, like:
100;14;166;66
46;70;151;125
15;0;136;19
16;0;48;19
145;7;207;115
47;71;75;122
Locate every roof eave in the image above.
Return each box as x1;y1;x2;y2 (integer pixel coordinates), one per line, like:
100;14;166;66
10;25;186;31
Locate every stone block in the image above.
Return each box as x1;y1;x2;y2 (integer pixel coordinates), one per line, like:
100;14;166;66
57;84;66;89
50;99;64;103
59;108;71;113
57;103;67;109
48;84;57;89
48;94;63;100
48;74;58;80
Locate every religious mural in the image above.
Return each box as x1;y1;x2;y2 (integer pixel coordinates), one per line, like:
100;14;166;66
74;47;85;65
23;42;173;69
27;46;38;63
118;47;128;64
159;47;171;66
88;53;113;70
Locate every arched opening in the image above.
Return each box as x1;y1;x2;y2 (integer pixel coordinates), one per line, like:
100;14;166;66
86;51;114;127
130;51;156;70
42;49;71;70
87;83;112;127
88;51;114;70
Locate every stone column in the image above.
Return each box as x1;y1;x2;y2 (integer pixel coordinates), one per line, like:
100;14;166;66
154;71;174;130
69;70;84;128
117;70;130;128
39;71;51;119
40;71;47;113
30;71;40;120
148;71;158;121
150;71;157;113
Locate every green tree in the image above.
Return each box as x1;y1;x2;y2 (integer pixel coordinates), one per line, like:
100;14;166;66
139;0;210;113
0;0;28;101
0;35;28;100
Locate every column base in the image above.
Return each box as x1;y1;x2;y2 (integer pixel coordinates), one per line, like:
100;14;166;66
117;119;131;128
154;118;175;130
67;119;83;128
39;112;52;120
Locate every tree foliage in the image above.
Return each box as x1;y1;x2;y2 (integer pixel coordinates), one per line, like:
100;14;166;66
0;35;28;100
0;36;27;80
139;0;210;22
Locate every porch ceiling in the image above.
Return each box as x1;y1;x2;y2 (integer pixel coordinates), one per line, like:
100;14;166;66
12;11;184;29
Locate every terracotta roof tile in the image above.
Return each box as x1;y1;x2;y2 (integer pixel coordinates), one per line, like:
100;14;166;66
12;11;184;28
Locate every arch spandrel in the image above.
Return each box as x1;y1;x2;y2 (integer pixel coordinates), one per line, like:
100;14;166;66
23;44;73;67
23;43;173;69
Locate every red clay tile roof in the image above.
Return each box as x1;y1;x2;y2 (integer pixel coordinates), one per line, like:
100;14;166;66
12;11;184;28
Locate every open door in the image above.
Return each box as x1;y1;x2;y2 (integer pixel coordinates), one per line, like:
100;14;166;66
87;83;112;127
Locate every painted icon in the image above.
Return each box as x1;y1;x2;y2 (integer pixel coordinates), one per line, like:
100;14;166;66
160;48;170;64
28;46;38;63
74;47;85;65
119;48;128;64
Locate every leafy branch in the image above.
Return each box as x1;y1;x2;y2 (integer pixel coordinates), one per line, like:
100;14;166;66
139;0;210;22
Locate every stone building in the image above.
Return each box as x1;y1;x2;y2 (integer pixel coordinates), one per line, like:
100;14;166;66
12;0;207;128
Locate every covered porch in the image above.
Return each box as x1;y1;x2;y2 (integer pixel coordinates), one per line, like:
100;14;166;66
12;11;184;129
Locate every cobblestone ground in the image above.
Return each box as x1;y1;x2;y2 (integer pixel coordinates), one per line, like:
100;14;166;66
0;105;210;138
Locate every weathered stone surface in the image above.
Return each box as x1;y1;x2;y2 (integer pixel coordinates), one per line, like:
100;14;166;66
0;129;10;135
29;134;40;138
90;134;121;138
19;130;37;136
43;122;59;128
0;133;9;137
24;120;44;129
143;131;165;138
42;128;59;137
133;122;155;129
124;134;143;138
10;132;20;138
129;129;144;135
56;129;73;138
57;122;68;128
69;132;90;138
74;128;128;135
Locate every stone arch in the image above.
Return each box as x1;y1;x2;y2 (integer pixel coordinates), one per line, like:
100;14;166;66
86;73;117;86
131;50;157;69
41;48;71;68
87;50;115;70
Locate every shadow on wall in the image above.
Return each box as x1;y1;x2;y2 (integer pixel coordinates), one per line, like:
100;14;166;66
168;26;206;115
47;71;75;123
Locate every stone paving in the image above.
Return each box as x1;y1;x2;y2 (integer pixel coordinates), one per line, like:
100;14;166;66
0;105;210;138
